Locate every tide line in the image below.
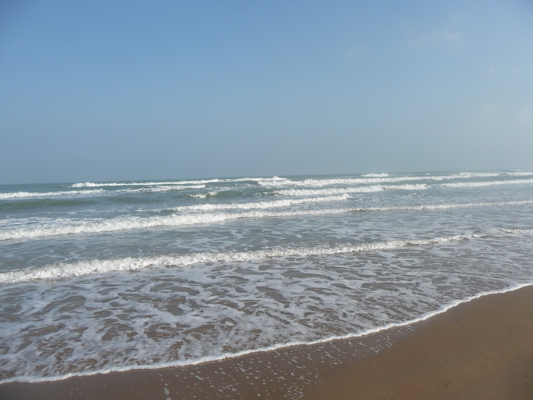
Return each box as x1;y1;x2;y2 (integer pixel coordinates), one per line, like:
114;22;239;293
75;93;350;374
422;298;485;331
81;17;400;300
1;282;531;384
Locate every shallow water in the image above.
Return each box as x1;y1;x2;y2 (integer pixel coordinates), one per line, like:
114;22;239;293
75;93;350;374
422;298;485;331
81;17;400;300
1;170;533;381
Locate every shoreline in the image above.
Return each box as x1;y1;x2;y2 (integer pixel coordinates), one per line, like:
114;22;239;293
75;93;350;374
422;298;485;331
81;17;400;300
2;284;533;399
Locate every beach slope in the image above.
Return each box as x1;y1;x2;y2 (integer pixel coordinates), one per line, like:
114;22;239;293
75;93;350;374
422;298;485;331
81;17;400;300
302;285;533;400
2;286;533;399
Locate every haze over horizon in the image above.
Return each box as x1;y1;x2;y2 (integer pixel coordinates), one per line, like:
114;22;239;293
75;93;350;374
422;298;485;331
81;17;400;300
1;0;533;185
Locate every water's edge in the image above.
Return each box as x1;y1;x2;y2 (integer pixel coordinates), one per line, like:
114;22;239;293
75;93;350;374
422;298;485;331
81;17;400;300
2;282;530;385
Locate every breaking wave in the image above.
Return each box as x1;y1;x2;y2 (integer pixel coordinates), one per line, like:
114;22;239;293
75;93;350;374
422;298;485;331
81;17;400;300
152;194;350;213
0;234;481;283
1;200;531;241
0;189;106;200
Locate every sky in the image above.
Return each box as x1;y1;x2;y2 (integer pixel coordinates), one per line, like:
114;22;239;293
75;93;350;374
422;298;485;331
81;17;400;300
1;0;533;184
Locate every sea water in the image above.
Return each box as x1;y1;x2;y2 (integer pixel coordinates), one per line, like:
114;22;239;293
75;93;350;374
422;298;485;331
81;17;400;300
1;170;533;382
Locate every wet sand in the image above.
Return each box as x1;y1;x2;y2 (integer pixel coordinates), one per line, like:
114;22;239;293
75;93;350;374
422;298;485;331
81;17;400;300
2;285;533;399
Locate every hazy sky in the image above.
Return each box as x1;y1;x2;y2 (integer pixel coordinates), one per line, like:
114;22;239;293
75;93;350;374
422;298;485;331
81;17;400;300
1;0;532;184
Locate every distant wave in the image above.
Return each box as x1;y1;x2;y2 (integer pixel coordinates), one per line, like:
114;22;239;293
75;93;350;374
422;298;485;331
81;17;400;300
72;180;220;188
150;194;350;213
0;189;106;200
1;200;531;241
187;191;219;199
71;176;290;188
277;184;427;196
277;178;533;195
507;171;533;176
5;174;532;202
500;228;533;234
223;176;290;183
77;172;523;190
362;173;389;177
262;177;423;188
360;200;533;212
0;234;482;283
260;172;533;189
0;209;356;241
0;186;205;201
128;185;206;192
441;179;533;188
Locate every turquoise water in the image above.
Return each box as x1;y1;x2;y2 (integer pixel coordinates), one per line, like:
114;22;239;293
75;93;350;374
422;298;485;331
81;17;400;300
1;170;533;381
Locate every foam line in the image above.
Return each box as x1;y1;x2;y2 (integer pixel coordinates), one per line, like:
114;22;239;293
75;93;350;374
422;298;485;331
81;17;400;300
260;172;533;189
360;200;533;212
71;180;221;187
0;186;206;201
277;179;533;196
71;176;290;188
0;234;479;283
276;184;427;196
500;228;533;234
1;200;531;241
0;189;105;200
149;194;350;213
70;172;528;191
2;282;531;384
441;179;533;188
0;209;352;241
260;173;506;188
362;173;389;177
5;175;532;201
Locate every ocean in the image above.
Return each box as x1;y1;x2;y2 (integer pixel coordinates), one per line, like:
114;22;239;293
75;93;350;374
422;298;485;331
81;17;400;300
1;170;533;383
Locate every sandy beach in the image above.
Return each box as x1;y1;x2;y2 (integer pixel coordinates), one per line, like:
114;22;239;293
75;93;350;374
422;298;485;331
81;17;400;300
2;285;533;400
303;284;533;400
3;0;533;397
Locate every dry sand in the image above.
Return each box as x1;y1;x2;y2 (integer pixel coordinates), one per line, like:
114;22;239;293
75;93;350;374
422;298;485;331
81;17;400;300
2;285;533;400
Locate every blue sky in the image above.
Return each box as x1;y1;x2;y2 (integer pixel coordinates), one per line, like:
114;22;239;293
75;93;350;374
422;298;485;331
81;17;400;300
1;0;532;184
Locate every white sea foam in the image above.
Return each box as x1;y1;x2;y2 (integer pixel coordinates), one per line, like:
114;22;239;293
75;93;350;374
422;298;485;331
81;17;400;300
457;172;502;178
71;176;290;188
276;186;382;196
441;178;533;188
0;209;357;241
259;174;489;188
7;174;532;202
153;194;350;213
126;185;206;192
276;184;427;196
0;189;106;200
227;176;290;183
0;186;206;201
372;200;533;212
260;172;533;189
72;180;221;188
187;191;219;199
456;171;533;178
3;282;530;385
262;177;417;188
362;173;389;177
507;171;533;176
2;199;531;241
500;228;533;234
3;170;533;384
0;234;479;283
277;178;533;195
392;184;428;190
